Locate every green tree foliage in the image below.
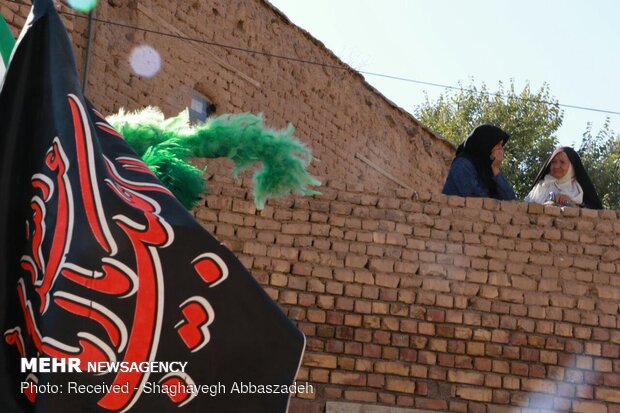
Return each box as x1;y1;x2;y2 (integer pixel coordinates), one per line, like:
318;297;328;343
578;119;620;209
415;79;563;198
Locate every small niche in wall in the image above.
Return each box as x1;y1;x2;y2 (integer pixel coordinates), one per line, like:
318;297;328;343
189;90;216;124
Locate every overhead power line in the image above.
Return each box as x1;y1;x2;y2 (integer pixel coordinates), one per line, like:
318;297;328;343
5;0;620;117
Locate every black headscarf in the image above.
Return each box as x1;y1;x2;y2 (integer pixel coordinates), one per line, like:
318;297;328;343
531;146;603;209
454;124;510;197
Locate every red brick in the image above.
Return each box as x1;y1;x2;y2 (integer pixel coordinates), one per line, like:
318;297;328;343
331;372;366;386
474;358;492;371
362;344;381;358
448;370;485;385
530;364;546;378
511;362;528;376
428;367;447;381
399;348;417;362
492;389;511;405
344;390;377;403
521;348;539;362
455;356;473;369
367;374;385;388
415;398;448;410
345;342;363;356
603;344;620;358
437;353;454;367
522;378;556;394
492;360;509;374
573;401;608;413
418;351;437;365
410;364;428;378
599;388;620;403
503;376;520;390
303;353;337;369
373;361;409;376
467;342;485;356
456;387;492;402
373;330;390;345
385;378;415;393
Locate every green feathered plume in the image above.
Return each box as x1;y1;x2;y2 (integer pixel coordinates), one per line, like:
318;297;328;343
108;108;320;209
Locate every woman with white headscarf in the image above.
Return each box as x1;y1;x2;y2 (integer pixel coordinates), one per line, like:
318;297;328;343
525;147;603;209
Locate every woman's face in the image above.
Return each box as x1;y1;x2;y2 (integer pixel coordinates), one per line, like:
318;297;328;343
550;151;571;179
490;141;504;162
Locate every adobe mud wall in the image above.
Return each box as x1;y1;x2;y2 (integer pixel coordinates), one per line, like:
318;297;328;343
2;0;454;194
5;3;620;413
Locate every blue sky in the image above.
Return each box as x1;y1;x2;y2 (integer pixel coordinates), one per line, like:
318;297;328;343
268;0;620;147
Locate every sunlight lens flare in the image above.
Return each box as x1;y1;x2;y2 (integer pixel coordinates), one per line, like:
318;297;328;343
129;45;162;78
67;0;97;13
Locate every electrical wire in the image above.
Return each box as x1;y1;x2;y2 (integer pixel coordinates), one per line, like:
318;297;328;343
4;0;620;117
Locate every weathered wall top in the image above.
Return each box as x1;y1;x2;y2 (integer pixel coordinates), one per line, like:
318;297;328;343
3;0;455;194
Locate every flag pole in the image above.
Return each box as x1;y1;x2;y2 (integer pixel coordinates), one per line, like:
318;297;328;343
81;8;96;94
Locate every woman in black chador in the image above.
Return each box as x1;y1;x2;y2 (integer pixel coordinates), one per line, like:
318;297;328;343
525;146;603;209
442;124;517;200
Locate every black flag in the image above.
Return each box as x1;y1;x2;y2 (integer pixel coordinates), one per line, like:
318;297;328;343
0;1;305;412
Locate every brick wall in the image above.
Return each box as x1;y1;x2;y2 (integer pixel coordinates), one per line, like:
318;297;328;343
196;176;620;413
2;0;454;193
4;3;620;413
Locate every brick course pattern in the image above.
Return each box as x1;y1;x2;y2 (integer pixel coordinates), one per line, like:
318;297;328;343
5;2;620;413
197;177;620;413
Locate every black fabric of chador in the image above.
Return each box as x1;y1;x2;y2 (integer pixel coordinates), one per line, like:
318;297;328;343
454;124;510;197
531;146;603;209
